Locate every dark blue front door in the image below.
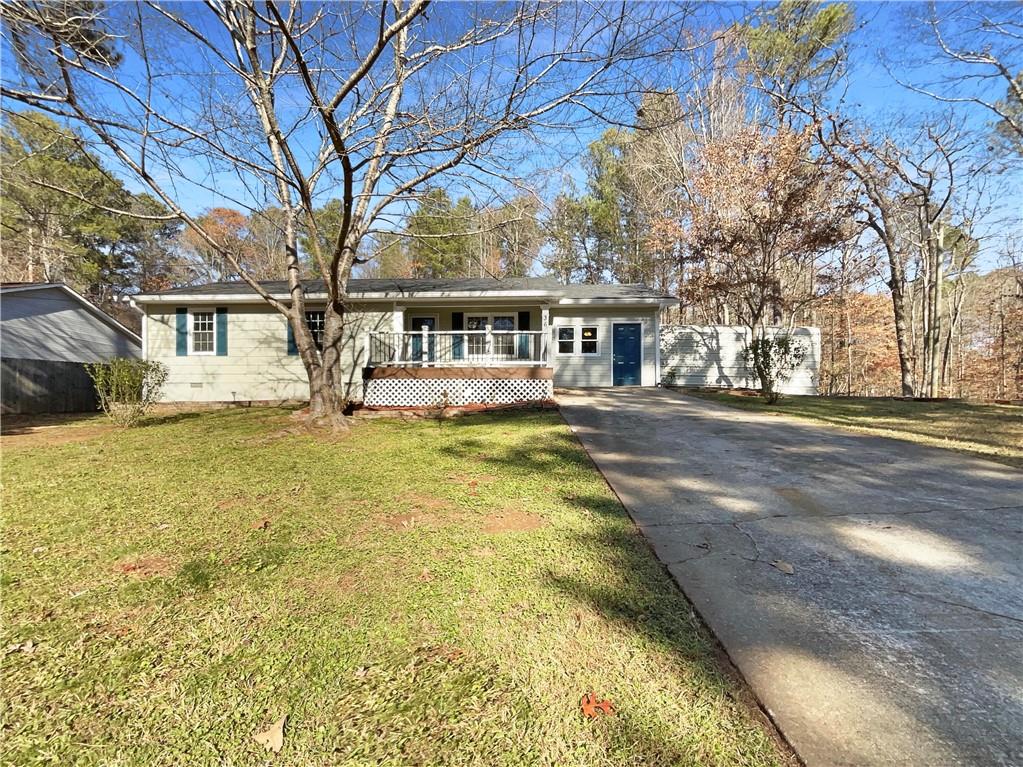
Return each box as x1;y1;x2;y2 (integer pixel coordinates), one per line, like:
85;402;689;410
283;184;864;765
612;323;642;386
410;317;436;361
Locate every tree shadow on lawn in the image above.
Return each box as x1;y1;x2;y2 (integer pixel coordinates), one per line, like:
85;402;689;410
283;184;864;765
0;411;104;435
433;413;797;763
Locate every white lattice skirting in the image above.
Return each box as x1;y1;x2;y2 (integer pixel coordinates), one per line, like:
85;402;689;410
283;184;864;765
364;377;553;408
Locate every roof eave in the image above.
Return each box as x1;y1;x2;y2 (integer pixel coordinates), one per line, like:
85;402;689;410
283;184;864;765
5;283;142;344
133;289;565;304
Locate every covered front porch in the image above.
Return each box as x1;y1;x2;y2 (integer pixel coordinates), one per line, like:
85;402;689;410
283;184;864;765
360;303;553;408
363;304;550;368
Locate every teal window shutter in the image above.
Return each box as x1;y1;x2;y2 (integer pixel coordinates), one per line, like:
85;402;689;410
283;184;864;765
287;320;298;355
216;307;228;356
517;311;531;359
176;308;188;356
451;312;464;361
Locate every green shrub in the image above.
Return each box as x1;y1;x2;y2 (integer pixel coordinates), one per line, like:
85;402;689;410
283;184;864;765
85;358;168;426
743;335;807;404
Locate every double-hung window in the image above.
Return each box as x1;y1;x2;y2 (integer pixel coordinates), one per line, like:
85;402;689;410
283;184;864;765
466;315;516;357
492;315;515;356
305;311;325;350
556;325;600;355
557;326;575;355
191;311;215;354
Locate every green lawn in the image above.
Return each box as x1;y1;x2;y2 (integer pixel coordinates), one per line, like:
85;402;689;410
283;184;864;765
1;408;788;766
682;390;1023;469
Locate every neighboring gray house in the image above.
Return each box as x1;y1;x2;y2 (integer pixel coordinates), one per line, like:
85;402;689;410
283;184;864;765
132;277;676;407
1;283;142;414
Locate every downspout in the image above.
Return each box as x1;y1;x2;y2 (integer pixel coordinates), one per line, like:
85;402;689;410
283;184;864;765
654;308;662;386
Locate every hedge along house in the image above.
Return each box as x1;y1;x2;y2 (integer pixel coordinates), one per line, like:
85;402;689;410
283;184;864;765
132;277;676;407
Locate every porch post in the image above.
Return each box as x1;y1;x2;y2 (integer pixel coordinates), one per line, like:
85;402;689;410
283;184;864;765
393;305;404;363
485;323;494;361
362;332;370;368
421;324;429;365
540;304;550;364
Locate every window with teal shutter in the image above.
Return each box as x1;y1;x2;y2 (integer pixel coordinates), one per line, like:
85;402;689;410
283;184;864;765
451;312;464;360
175;308;188;356
216;307;228;356
287;320;298;355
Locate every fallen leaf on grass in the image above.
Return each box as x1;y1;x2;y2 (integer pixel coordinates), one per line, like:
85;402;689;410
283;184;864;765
251;518;271;531
5;640;35;655
419;567;433;582
253;715;287;754
580;692;615;718
771;559;795;575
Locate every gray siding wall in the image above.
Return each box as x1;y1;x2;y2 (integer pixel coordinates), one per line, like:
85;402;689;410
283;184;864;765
1;287;140;362
549;309;658;387
660;325;820;395
146;303;392;403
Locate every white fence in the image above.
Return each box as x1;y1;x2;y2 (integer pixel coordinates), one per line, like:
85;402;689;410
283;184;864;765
659;325;820;395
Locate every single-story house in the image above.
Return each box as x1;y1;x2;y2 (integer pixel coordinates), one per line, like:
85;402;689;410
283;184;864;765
1;282;142;414
132;277;677;406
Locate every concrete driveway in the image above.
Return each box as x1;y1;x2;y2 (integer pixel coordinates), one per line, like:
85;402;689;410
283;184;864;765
559;388;1023;767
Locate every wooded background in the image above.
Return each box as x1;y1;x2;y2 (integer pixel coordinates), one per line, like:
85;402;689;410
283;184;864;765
2;1;1020;400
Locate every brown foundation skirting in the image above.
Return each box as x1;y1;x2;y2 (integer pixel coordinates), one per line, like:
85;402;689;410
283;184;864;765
364;365;553;381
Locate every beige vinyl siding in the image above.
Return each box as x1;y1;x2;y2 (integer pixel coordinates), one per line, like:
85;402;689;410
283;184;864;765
146;303;391;403
549;309;658;388
402;305;541;332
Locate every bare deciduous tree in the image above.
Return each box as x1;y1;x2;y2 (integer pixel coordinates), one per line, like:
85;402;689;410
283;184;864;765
682;126;855;399
811;111;991;396
894;1;1023;156
1;0;692;424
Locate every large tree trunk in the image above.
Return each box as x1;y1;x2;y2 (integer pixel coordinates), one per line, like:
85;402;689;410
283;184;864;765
886;245;916;397
290;303;349;428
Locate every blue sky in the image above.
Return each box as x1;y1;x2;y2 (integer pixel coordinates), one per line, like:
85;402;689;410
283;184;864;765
2;1;1019;271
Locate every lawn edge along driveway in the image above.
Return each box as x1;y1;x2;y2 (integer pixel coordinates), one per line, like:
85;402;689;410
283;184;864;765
559;387;1023;767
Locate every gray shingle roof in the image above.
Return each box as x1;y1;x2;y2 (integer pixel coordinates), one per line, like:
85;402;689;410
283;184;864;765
144;277;672;301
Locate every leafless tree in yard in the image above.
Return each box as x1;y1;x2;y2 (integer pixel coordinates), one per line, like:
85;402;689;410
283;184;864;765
1;0;694;425
892;0;1023;157
808;107;995;397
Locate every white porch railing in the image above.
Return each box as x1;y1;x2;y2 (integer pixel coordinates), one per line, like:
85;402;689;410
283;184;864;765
364;328;548;367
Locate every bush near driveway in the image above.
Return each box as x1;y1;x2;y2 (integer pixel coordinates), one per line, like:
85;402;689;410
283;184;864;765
1;408;791;766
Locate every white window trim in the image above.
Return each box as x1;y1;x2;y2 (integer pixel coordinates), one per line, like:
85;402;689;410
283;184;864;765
579;325;600;356
554;325;576;356
305;309;326;350
465;314;517;357
465;313;517;331
554;324;601;356
188;309;217;356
